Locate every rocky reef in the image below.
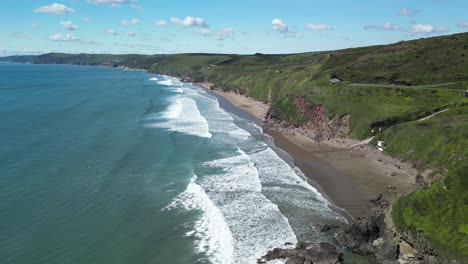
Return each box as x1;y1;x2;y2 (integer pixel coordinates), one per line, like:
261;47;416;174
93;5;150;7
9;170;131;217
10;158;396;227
259;195;453;264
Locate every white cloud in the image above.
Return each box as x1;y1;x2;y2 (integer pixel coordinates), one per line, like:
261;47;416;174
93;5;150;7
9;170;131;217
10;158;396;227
285;31;303;38
60;21;79;31
49;33;79;41
193;28;234;41
457;22;468;28
12;32;32;39
155;20;167;26
130;4;143;9
272;18;288;33
305;23;333;31
171;16;207;27
0;48;44;55
127;31;136;37
399;8;420;16
122;18;140;26
194;28;211;36
214;28;234;40
105;29;118;35
364;22;399;31
34;3;74;14
411;24;449;34
87;0;130;4
80;40;102;45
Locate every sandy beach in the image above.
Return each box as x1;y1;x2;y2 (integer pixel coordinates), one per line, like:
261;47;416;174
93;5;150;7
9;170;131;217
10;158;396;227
198;82;418;218
198;82;269;121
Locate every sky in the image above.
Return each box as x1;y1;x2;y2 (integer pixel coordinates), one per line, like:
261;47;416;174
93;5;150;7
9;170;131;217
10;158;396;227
1;0;467;55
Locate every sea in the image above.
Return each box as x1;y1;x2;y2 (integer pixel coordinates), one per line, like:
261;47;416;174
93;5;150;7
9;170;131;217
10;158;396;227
0;63;346;264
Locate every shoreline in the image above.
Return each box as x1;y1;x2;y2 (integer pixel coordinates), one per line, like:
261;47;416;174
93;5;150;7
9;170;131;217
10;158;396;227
196;81;418;219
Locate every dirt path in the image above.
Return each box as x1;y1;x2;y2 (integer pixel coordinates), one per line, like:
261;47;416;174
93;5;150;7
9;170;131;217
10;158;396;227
348;82;455;89
417;108;449;121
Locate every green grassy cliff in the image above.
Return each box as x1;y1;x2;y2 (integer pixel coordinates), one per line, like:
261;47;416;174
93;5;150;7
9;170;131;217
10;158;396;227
3;32;468;259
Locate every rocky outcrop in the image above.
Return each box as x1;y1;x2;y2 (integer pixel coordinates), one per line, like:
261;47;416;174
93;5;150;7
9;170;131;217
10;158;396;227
415;166;448;187
335;213;385;256
333;195;456;264
258;242;342;264
294;97;334;142
265;97;350;143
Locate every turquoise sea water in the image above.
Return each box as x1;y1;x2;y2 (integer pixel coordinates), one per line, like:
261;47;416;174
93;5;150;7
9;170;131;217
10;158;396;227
0;63;345;264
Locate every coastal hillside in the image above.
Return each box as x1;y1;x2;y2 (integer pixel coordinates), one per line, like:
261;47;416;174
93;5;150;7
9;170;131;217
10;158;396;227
2;32;468;260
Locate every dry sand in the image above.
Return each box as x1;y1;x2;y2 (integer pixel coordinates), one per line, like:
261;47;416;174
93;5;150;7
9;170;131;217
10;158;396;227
198;82;269;120
197;82;418;218
270;131;418;218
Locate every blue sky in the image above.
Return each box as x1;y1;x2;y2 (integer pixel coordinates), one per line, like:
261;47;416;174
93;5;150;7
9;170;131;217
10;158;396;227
1;0;467;55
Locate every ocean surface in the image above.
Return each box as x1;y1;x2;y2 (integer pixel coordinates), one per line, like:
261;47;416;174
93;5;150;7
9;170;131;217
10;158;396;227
0;63;345;264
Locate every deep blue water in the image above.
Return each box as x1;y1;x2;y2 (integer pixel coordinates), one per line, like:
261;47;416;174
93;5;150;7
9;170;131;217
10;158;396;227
0;63;345;264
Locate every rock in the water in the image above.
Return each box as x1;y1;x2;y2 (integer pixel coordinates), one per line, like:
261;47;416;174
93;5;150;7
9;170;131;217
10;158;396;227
317;223;340;233
260;242;342;264
286;256;306;264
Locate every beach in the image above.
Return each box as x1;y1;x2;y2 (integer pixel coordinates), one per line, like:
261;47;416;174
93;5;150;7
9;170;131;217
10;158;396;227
198;82;418;218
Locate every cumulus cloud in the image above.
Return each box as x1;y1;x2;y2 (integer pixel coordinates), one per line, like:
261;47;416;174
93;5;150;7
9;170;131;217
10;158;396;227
364;22;399;31
122;18;140;26
127;31;136;37
60;21;79;31
171;16;207;27
34;3;74;14
49;33;79;41
305;23;333;31
457;22;468;28
399;8;420;16
411;24;449;34
105;29;118;35
155;20;167;26
272;18;288;33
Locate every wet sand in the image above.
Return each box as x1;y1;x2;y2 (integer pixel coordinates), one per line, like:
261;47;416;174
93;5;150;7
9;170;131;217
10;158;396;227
197;82;418;218
269;131;417;218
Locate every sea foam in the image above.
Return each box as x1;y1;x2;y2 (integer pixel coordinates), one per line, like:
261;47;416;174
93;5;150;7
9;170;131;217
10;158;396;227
197;148;298;263
157;78;182;87
164;175;234;264
145;96;212;138
161;81;345;263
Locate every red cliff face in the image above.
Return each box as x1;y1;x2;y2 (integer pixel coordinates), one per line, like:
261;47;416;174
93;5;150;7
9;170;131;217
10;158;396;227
294;97;334;141
294;97;349;142
264;96;350;143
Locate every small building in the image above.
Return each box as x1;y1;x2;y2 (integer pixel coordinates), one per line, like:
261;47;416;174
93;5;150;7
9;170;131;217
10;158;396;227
377;141;386;151
464;90;468;97
330;78;341;84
